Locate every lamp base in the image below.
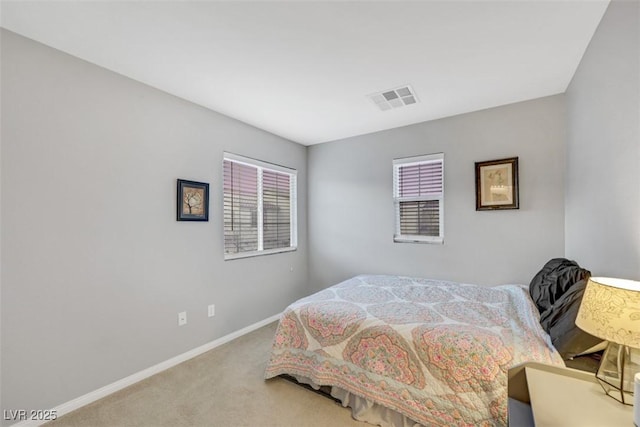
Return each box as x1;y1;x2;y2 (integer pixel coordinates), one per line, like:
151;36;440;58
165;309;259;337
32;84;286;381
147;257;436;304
595;343;640;405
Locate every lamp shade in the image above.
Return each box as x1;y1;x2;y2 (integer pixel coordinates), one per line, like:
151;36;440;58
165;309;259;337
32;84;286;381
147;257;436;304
576;277;640;348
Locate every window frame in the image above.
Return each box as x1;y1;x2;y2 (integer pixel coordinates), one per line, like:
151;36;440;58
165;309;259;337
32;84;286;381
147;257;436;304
223;152;297;260
393;153;444;244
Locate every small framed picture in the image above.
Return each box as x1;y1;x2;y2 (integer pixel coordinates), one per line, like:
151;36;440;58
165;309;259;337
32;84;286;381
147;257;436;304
177;179;209;221
475;157;519;211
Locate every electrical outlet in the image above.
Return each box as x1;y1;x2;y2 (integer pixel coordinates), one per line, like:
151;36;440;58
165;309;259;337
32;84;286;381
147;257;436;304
178;311;187;326
208;304;215;317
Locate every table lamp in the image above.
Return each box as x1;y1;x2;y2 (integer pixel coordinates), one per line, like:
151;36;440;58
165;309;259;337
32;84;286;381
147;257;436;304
576;276;640;405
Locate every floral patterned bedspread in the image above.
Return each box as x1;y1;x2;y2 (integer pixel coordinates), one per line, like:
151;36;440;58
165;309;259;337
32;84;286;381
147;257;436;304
264;275;564;426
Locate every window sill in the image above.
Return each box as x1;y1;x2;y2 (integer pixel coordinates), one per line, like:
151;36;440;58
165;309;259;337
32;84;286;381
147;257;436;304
224;246;297;260
394;236;444;245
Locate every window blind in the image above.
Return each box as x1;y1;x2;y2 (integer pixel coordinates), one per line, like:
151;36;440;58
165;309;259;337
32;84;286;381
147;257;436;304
393;153;444;243
397;162;443;197
223;160;258;254
262;169;292;250
223;153;297;259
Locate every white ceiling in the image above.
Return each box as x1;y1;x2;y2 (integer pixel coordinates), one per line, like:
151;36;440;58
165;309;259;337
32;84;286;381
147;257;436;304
0;1;609;145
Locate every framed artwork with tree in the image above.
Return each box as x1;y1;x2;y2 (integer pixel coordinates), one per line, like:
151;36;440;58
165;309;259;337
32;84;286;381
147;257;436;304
177;179;209;221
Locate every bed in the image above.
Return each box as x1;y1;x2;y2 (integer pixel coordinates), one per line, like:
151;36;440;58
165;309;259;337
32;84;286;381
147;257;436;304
265;262;596;426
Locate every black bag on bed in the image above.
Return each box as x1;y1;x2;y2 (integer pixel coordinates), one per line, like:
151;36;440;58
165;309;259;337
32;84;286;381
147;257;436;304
529;258;590;316
529;258;602;361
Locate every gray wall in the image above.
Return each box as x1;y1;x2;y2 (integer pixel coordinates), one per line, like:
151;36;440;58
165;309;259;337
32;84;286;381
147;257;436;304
565;0;640;279
0;29;308;419
308;95;567;290
3;0;638;420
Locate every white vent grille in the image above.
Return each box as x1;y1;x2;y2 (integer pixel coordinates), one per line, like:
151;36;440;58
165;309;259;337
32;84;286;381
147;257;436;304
368;85;418;111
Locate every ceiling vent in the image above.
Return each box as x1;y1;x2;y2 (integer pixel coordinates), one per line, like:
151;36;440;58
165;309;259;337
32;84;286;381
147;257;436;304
368;85;418;111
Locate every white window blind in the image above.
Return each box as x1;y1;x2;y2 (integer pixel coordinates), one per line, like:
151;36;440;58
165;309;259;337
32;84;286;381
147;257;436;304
223;153;297;259
262;169;292;250
393;153;444;244
223;160;258;254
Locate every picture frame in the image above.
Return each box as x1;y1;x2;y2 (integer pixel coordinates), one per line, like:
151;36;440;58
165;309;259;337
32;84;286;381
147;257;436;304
475;157;519;211
177;179;209;221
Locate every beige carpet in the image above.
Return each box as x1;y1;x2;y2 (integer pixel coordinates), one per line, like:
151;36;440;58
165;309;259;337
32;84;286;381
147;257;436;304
47;322;366;427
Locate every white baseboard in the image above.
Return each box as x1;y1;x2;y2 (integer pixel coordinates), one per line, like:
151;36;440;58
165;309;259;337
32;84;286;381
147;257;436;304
10;313;281;427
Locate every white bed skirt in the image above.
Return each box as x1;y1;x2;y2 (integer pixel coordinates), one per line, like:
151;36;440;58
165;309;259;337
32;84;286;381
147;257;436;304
292;374;423;427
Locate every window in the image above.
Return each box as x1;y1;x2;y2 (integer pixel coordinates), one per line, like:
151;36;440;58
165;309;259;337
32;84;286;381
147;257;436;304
393;153;444;244
223;153;297;259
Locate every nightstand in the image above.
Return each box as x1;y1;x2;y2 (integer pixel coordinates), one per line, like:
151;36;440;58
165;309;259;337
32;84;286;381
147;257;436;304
508;362;634;426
